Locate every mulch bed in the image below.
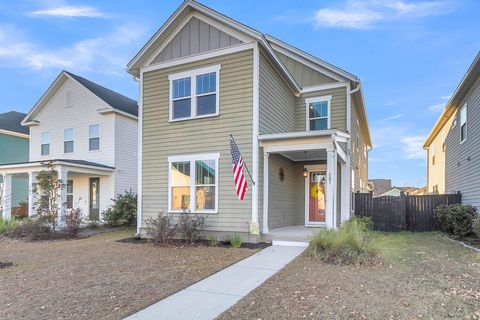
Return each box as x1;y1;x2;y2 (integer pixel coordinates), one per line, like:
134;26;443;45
0;229;255;320
117;237;271;250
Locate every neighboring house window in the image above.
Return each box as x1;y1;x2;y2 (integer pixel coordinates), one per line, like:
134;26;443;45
306;96;331;131
432;184;438;194
64;128;74;153
168;153;219;213
89;124;100;151
169;65;221;121
66;180;73;209
41;132;50;156
351;169;355;190
431;144;436;166
460;104;467;143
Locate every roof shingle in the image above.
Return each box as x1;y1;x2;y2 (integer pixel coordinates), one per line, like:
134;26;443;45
0;111;29;135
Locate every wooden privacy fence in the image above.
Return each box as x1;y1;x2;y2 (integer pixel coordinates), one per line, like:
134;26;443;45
354;192;462;232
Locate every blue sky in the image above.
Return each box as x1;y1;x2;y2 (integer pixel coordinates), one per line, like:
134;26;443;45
0;0;479;187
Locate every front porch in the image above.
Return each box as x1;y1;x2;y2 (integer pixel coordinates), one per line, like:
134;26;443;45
1;160;114;222
260;130;351;235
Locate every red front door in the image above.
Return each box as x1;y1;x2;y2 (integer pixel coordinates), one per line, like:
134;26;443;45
308;171;326;223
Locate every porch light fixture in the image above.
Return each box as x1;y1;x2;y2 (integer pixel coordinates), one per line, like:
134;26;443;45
303;151;308;177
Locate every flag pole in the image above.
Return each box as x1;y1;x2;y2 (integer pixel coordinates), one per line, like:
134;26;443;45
230;134;256;186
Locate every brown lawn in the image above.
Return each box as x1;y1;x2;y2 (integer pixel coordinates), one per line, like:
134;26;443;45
220;232;480;320
0;229;254;320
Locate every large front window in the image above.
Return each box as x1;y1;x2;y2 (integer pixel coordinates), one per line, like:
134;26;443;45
169;154;219;213
169;65;220;121
306;96;331;131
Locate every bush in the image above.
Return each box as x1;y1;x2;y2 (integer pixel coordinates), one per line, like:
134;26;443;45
0;218;18;235
230;234;243;248
435;204;478;238
178;211;206;244
472;218;480;239
102;191;137;226
145;211;176;245
343;216;373;232
6;217;51;240
64;208;83;237
306;219;379;265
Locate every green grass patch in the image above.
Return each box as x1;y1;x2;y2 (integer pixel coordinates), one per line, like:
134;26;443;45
0;218;18;235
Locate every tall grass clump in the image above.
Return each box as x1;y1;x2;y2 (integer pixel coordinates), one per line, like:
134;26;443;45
306;217;380;265
0;218;18;235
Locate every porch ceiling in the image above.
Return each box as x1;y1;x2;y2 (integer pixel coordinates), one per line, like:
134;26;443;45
278;150;326;161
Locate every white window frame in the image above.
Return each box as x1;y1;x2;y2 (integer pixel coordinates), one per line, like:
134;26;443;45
168;65;221;122
89;124;100;151
41;131;50;156
64;128;74;153
168;153;220;214
460;103;467;144
305;95;331;131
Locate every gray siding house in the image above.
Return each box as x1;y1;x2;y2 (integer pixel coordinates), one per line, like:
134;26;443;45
128;0;372;240
424;51;480;208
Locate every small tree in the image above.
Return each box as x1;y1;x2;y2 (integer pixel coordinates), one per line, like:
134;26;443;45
32;162;65;233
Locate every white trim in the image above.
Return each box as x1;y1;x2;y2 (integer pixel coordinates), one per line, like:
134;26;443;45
325;149;337;229
0;161;114;172
301;82;348;94
340;163;350;222
346;82;351;133
305;95;332;131
460;103;468;144
96;108;138;120
137;73;143;235
167;153;220;214
252;42;259;225
143;42;255;74
263;142;333;154
168;64;221;122
304;164;328;227
263;152;269;234
259;129;349;142
0;129;29;139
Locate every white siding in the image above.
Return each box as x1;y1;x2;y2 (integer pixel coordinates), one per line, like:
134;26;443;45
114;114;138;196
29;77;116;167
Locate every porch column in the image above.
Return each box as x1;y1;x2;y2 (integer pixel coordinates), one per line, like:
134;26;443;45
262;152;269;234
1;173;12;221
340;163;350;223
57;168;68;224
28;172;37;217
326;148;337;229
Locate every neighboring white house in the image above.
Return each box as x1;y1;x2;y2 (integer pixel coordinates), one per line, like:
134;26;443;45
0;71;138;222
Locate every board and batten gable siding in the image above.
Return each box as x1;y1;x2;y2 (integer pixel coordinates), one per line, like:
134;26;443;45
259;51;296;135
29;78;116;167
445;77;480;208
142;49;254;232
275;51;337;87
295;87;347;132
114;114;138;196
151;16;243;65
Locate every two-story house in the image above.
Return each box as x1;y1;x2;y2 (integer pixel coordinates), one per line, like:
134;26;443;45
424;51;480;207
0;111;29;218
128;0;371;240
0;71;138;222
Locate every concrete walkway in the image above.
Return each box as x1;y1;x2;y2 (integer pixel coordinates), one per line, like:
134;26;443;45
125;245;306;320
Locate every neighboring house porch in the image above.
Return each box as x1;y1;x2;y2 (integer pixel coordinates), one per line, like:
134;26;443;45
260;130;351;234
1;160;114;222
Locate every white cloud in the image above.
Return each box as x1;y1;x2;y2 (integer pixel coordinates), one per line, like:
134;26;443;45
428;102;445;112
380;113;404;121
30;5;105;18
386;101;397;106
313;0;452;29
0;23;146;74
401;135;426;160
440;95;451;100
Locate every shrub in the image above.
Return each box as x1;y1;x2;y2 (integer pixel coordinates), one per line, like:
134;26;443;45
64;208;83;237
230;234;243;248
177;211;206;244
472;218;480;239
343;216;373;232
435;204;478;238
207;235;219;246
6;217;51;240
306;219;379;265
0;218;18;235
102;191;137;226
145;211;176;245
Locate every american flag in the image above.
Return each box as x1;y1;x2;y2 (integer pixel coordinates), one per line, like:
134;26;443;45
230;136;248;200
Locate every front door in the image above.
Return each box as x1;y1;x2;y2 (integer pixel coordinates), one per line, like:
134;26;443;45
307;171;326;224
89;177;100;221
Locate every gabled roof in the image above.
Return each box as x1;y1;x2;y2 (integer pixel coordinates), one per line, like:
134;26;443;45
23;71;138;125
0;111;29;136
424;51;480;148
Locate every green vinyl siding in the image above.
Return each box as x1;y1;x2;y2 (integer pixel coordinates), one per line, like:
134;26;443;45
142;49;253;233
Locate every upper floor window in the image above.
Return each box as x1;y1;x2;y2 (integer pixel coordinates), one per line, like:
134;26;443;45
431;144;436;166
64;128;74;153
89;124;100;151
460;103;467;143
41;132;50;156
306;95;331;131
169;65;221;121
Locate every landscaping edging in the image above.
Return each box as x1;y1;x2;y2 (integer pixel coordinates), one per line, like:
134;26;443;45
445;236;480;253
